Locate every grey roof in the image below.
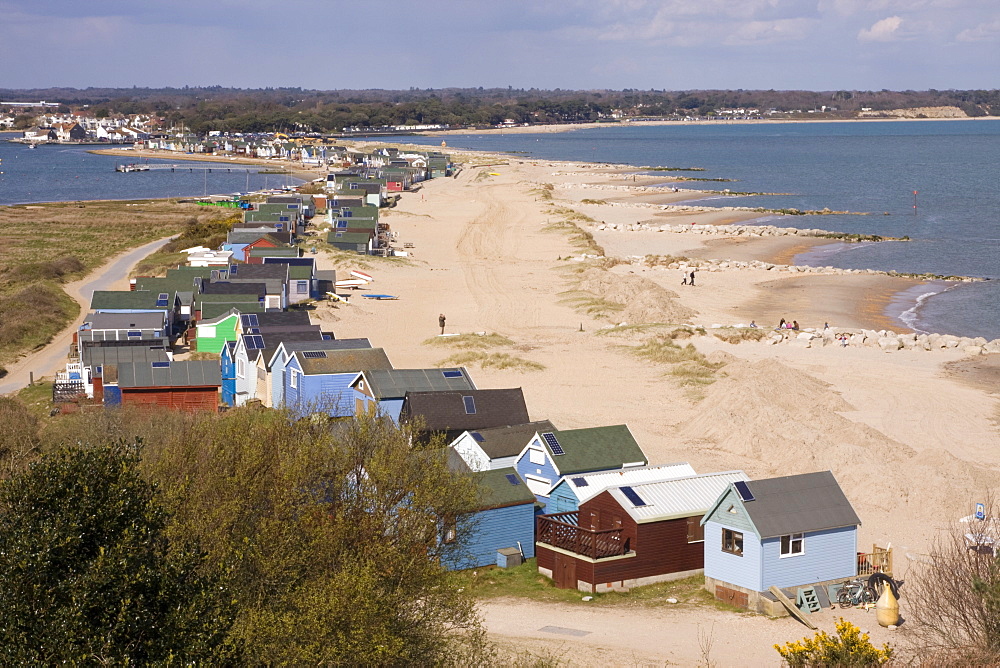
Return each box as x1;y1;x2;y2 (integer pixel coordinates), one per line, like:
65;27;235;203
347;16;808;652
227;264;289;280
363;368;475;399
739;471;861;539
83;312;166;331
114;361;221;388
295;348;392;375
202;282;268;296
264;338;372;369
402;389;530;436
465;420;557;460
82;344;170;369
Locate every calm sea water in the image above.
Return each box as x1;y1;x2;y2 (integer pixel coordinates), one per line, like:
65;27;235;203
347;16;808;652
0;137;302;205
386;121;1000;338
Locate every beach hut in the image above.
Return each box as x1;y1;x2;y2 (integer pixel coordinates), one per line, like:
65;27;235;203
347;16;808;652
545;462;698;514
451;420;557;472
700;470;861;615
536;470;748;592
351;368;476;422
512;425;647;510
281;347;392;418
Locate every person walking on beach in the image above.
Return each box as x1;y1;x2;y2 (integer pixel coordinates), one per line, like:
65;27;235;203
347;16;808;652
439;313;446;335
681;272;688;285
689;270;696;286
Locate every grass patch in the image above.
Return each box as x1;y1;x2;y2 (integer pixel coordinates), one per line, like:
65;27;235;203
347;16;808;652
712;327;768;344
0;281;80;366
454;560;741;612
436;351;545;372
595;323;704;338
622;335;724;390
14;381;55;420
531;183;554;200
542;206;605;256
558;290;624;318
474;170;494;182
580;198;607;205
423;333;514;349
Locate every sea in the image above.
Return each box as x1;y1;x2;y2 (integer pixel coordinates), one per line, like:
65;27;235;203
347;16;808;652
0;137;302;205
382;120;1000;339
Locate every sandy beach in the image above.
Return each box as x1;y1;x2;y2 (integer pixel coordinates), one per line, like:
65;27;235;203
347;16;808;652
294;150;1000;664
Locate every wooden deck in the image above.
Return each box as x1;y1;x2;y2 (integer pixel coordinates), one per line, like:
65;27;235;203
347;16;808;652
536;511;627;560
857;544;893;577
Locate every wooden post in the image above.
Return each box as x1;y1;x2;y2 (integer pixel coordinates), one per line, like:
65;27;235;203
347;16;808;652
29;372;33;386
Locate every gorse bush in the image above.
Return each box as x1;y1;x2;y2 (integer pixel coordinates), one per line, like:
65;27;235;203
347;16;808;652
774;619;893;667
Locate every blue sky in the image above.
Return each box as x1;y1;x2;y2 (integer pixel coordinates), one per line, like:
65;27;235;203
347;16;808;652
1;0;997;91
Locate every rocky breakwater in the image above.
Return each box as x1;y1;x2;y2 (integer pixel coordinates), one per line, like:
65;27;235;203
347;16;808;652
752;327;1000;356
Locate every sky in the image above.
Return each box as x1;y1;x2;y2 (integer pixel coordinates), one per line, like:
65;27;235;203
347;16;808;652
0;0;997;92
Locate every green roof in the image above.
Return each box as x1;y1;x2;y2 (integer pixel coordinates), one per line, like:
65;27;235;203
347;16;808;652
327;231;373;245
287;265;313;279
542;425;646;475
248;247;298;257
133;276;198;293
475;469;535;511
91;291;168;310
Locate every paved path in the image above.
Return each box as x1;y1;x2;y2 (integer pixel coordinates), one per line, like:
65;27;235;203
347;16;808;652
0;236;174;396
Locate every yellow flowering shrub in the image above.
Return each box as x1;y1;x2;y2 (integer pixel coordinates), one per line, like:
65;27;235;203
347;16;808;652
774;618;893;666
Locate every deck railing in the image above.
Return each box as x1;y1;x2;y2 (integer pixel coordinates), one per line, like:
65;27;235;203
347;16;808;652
857;544;893;577
536;511;626;560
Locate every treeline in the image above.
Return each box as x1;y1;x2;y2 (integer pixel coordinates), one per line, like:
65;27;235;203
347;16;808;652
3;87;999;133
0;401;493;664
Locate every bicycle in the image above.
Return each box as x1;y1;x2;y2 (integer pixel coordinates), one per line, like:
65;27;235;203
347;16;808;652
837;578;877;608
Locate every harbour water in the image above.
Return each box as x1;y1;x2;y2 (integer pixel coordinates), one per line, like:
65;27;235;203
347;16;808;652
0;138;302;205
386;120;1000;338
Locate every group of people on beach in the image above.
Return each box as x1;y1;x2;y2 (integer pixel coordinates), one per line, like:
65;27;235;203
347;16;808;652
680;270;696;286
777;318;800;331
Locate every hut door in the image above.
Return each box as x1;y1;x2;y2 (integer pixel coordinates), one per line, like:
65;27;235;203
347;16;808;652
553;553;577;589
587;509;600;530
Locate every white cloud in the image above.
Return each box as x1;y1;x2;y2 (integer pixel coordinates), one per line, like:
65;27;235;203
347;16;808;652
956;19;1000;42
858;15;903;41
724;18;815;45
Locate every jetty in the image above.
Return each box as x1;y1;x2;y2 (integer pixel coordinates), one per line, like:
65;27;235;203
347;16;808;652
114;163;289;174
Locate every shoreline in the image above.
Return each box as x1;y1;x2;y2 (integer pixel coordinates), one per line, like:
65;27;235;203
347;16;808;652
421;115;1000;136
86;147;321;183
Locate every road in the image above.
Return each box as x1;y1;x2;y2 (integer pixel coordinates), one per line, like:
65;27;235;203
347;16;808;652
0;236;174;396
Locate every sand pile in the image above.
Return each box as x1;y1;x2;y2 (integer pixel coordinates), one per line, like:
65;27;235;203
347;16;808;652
575;267;695;324
675;358;996;536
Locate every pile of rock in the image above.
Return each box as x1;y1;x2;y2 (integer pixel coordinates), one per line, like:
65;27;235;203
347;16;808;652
751;327;1000;355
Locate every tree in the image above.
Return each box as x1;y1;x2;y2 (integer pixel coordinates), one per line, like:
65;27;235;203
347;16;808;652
136;407;490;664
906;498;1000;663
0;443;239;664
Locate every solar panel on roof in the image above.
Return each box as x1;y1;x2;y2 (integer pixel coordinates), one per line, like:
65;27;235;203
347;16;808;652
243;335;265;350
240;313;259;328
462;395;476;414
229;265;238;276
572;477;589;487
302;351;327;358
470;432;484;442
505;473;521;486
151;361;171;368
155;292;169;307
441;369;463;378
542;432;564;455
620;486;647;507
734;480;755;502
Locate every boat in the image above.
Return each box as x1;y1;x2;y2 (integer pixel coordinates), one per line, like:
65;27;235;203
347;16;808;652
115;163;150;172
28;143;37;150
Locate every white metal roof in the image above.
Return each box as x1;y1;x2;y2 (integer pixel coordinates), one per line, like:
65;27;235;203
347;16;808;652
565;462;697;505
606;470;749;524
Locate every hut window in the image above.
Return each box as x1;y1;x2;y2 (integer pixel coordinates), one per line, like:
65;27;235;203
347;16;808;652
780;533;804;557
442;517;457;544
686;517;705;543
722;529;743;556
